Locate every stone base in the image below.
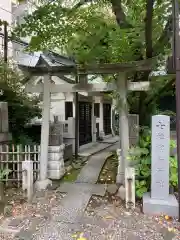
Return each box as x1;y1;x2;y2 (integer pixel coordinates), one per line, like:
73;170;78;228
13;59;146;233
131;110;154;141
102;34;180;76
48;145;65;180
116;185;125;200
48;169;65;180
116;173;125;185
99;131;105;139
143;192;178;217
35;179;52;191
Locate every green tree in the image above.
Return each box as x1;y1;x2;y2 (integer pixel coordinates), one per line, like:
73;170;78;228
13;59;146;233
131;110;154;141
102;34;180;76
14;0;174;125
0;58;41;144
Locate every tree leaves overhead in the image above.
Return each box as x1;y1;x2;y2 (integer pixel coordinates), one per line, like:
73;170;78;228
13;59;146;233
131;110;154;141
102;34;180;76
14;0;172;64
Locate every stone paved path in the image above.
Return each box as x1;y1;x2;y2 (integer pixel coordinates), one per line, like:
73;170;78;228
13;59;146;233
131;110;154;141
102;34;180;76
78;142;112;157
75;150;113;183
44;145;116;234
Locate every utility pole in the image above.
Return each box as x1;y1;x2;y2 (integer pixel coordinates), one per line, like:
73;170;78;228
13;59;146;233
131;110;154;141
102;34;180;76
172;0;180;221
3;21;8;63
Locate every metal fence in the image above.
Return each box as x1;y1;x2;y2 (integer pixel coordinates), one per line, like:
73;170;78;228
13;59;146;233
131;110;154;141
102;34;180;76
0;145;40;187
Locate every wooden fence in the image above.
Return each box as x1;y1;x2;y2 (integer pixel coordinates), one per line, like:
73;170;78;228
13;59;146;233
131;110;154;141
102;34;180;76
0;145;40;187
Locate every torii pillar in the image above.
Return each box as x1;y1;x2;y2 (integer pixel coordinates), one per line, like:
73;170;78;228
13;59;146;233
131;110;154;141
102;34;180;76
35;74;52;190
115;73;149;185
116;73;129;184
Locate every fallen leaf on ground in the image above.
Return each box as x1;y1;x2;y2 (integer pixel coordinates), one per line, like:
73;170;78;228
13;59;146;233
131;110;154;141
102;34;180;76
124;211;131;216
72;234;77;238
168;227;174;232
77;232;88;240
165;215;171;220
104;215;114;219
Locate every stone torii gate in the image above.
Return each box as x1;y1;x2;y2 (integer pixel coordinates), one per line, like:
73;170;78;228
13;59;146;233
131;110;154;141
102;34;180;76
19;59;153;190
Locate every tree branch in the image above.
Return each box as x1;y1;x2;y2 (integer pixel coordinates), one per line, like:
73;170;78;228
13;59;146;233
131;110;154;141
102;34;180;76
110;0;133;28
152;15;173;56
145;0;154;58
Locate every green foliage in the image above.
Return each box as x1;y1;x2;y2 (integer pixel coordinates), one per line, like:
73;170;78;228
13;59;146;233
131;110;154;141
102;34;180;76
128;130;178;198
14;0;171;63
0;168;11;181
169;156;178;187
0;59;41;144
14;134;37;145
135;180;148;199
139;126;151;149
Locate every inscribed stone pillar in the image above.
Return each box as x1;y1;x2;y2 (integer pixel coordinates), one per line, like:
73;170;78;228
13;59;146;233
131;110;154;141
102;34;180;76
143;115;178;217
151;115;170;199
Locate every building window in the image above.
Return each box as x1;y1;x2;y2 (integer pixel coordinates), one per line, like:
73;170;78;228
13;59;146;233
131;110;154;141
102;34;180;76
94;103;100;117
65;102;73;120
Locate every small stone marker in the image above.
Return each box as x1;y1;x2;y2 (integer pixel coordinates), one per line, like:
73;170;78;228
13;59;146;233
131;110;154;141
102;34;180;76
125;167;135;209
143;115;178;217
22;160;34;202
116;149;124;184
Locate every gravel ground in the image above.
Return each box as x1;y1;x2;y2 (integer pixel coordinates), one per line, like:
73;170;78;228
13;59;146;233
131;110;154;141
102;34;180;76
2;187;66;218
0;188;66;240
84;194;180;240
0;188;180;240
